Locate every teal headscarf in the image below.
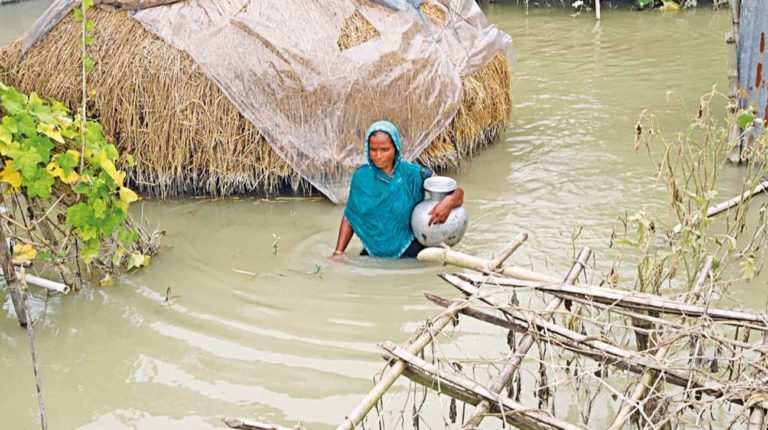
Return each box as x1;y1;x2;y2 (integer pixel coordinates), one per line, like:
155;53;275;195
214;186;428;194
344;121;432;257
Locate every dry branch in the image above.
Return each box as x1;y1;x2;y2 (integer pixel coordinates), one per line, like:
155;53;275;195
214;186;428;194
609;257;714;430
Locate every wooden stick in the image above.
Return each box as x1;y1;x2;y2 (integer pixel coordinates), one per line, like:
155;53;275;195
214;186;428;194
747;329;768;429
595;0;601;20
379;341;585;430
460;273;768;328
608;257;713;430
222;417;291;430
462;248;591;429
425;291;768;410
337;233;529;430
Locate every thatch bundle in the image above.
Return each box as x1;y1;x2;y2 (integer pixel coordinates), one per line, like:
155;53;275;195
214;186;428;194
0;2;511;199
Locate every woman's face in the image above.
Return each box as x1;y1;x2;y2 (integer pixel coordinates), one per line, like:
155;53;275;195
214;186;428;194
369;132;396;173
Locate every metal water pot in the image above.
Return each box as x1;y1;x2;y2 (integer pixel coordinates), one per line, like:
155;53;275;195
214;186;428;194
411;176;468;247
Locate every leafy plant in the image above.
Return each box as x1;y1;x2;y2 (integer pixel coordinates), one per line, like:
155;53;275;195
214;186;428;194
0;82;149;270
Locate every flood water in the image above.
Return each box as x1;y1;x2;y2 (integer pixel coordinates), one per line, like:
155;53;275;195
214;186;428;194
1;2;762;429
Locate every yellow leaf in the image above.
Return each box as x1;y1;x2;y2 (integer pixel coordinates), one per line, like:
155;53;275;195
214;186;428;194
142;255;151;267
99;274;114;287
99;154;125;187
13;244;37;262
37;123;65;144
0;161;22;191
119;186;139;203
46;161;80;184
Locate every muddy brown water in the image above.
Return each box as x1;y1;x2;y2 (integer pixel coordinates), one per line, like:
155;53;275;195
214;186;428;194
1;2;763;429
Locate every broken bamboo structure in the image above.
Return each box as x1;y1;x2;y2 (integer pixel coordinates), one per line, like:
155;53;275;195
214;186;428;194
228;233;768;429
336;239;768;428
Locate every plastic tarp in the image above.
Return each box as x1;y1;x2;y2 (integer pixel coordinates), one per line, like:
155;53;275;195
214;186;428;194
23;0;513;203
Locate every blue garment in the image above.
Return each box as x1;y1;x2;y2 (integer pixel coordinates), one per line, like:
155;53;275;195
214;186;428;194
344;121;432;258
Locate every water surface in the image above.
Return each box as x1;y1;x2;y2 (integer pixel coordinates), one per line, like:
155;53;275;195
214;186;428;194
1;3;761;429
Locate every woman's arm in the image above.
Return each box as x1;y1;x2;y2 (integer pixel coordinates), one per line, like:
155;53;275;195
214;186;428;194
427;187;464;226
332;217;354;258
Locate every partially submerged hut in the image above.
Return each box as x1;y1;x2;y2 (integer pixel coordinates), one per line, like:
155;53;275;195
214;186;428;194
0;0;513;203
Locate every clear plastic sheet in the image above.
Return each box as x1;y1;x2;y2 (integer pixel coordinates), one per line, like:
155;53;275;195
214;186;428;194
23;0;513;203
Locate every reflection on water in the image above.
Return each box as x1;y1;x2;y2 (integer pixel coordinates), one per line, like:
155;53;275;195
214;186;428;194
1;3;762;429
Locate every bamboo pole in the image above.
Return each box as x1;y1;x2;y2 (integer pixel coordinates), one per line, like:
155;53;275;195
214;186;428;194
747;328;768;429
608;257;713;430
379;341;585;430
337;233;528;430
461;248;591;429
460;273;768;328
0;224;27;326
425;291;768;410
595;0;601;20
418;246;558;283
674;179;768;232
20;271;47;430
222;417;291;430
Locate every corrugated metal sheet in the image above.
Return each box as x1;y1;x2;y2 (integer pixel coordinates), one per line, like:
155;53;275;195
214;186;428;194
739;0;768;123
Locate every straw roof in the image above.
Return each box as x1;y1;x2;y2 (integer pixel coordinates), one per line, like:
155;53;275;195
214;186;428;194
0;3;511;198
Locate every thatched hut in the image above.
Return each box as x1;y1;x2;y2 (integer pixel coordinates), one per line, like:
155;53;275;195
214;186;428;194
0;0;512;203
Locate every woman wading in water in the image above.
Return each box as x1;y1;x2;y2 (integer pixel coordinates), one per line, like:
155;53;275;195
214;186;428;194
332;121;464;259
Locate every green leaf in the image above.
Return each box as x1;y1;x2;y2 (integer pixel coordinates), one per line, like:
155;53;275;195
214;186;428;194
7;144;43;178
0;124;11;145
66;202;92;227
57;151;79;175
14;113;37;137
80;238;100;264
83;0;94;10
37;250;52;261
1;87;27;115
24;168;55;199
85;19;95;33
66;203;98;240
124;154;136;168
83;56;95;71
738;112;755;130
73;7;84;21
91;197;107;219
28;135;55;163
2;116;18;134
118;226;139;245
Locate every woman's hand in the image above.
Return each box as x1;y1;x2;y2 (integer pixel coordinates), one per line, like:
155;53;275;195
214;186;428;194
428;198;453;225
427;187;464;226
